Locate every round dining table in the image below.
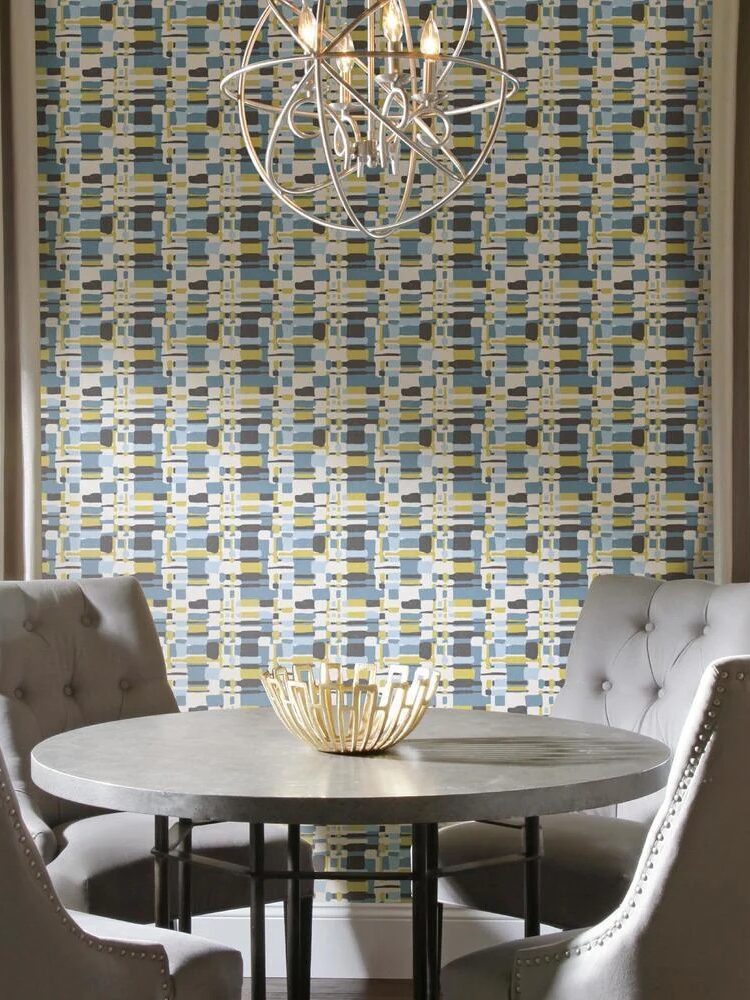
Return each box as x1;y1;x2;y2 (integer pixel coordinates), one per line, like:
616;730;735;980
31;707;670;1000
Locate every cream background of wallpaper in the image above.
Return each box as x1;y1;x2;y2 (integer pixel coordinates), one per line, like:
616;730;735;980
36;0;713;906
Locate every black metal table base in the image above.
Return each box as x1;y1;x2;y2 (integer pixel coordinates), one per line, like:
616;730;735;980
411;824;440;1000
523;816;541;937
152;815;542;1000
250;823;266;996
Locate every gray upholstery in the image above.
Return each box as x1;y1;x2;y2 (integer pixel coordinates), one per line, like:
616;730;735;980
442;658;750;999
438;575;750;924
0;577;312;920
74;912;243;1000
439;813;644;928
0;577;177;852
50;813;298;920
552;576;750;822
0;746;242;1000
443;932;578;1000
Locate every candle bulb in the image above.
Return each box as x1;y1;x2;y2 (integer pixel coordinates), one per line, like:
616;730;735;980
298;0;318;52
382;0;403;46
334;32;354;101
420;10;440;55
420;10;440;95
382;0;402;76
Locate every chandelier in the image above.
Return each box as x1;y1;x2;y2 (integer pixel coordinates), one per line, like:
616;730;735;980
220;0;519;239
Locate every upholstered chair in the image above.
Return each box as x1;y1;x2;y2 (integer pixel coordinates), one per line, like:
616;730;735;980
439;575;750;929
0;744;243;1000
441;657;750;999
0;577;313;925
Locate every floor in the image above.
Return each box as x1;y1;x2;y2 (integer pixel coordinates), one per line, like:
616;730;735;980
243;982;411;999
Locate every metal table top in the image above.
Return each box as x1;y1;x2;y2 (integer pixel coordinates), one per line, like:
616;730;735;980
32;707;670;825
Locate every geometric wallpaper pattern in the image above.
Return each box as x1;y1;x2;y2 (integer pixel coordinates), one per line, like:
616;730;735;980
36;1;712;900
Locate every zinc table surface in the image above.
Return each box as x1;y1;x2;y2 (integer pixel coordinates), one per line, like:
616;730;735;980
31;707;670;825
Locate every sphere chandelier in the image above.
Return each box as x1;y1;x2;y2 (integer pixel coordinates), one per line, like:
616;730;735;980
220;0;520;239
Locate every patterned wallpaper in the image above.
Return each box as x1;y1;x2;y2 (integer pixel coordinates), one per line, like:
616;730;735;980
36;1;712;900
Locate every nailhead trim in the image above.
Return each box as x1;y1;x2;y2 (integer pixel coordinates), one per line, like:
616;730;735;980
1;765;172;997
513;664;740;994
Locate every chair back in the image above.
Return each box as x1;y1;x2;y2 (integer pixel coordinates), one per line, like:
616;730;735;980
0;744;171;1000
552;575;750;820
516;657;750;999
0;578;177;831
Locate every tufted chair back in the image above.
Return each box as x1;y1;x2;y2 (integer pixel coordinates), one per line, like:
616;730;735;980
513;657;750;999
0;744;174;1000
552;575;750;822
0;578;177;847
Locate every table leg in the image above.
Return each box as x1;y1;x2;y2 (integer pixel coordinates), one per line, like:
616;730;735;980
178;818;192;934
436;902;444;974
425;823;440;999
285;824;302;1000
300;895;313;1000
524;816;541;937
411;824;427;1000
154;815;170;929
250;823;266;1000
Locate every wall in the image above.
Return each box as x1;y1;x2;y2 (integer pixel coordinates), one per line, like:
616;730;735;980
36;0;713;900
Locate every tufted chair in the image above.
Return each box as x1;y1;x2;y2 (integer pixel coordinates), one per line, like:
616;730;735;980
438;575;750;930
0;577;313;927
441;657;750;999
0;743;242;1000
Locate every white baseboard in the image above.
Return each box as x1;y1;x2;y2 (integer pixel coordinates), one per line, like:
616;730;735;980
192;903;535;979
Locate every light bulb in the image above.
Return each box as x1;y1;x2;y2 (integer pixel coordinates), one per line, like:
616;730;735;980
334;32;355;81
382;0;403;45
420;10;440;56
298;1;318;52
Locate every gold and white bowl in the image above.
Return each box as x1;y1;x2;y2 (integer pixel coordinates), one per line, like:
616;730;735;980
261;663;440;755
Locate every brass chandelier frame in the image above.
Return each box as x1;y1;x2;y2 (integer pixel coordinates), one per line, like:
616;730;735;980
221;0;520;239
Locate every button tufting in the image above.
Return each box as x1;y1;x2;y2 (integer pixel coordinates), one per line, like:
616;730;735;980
119;679;131;692
644;622;655;633
14;688;24;700
656;687;665;699
22;620;34;632
601;679;612;692
63;684;74;697
702;625;710;636
80;614;92;627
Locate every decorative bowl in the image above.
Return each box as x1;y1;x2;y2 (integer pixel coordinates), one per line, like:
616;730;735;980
261;663;440;755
